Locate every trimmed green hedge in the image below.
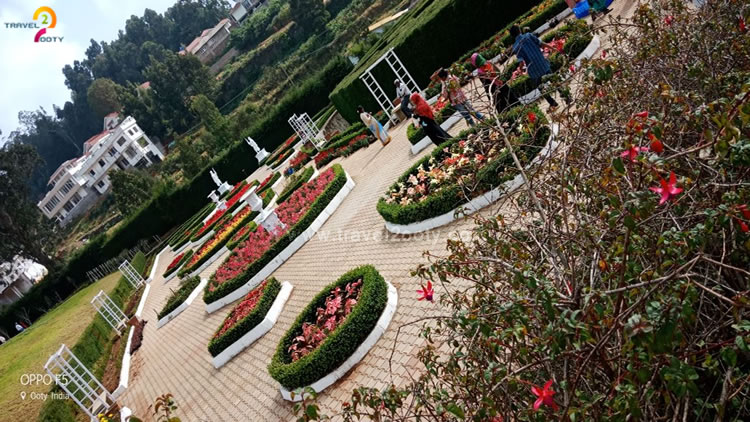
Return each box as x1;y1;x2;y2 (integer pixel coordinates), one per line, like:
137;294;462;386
167;203;215;246
180;209;258;277
330;0;544;123
261;189;276;208
406;104;457;145
268;265;388;390
257;172;281;195
163;249;194;278
208;278;282;357
205;164;348;304
378;106;550;225
277;166;315;204
157;276;201;320
323;122;366;148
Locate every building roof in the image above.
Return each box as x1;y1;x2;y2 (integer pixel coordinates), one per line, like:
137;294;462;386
183;18;231;55
47;157;78;185
138;81;151;90
83;130;111;154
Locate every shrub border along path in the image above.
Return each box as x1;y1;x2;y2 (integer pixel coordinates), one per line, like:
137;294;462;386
156;277;207;328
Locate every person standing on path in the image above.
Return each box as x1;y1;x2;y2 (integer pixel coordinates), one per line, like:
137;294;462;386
410;93;451;146
358;106;391;146
471;53;519;115
509;24;559;110
394;79;413;119
437;68;484;127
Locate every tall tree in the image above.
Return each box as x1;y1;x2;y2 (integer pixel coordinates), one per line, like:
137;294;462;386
87;78;122;118
190;94;232;151
108;169;154;216
290;0;330;34
0;143;57;269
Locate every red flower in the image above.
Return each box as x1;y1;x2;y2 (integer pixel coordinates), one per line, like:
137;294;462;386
601;49;607;58
634;111;649;119
740;17;747;33
620;145;648;162
527;112;537;124
649;171;683;205
664;15;674;26
417;280;434;302
648;133;664;154
569;64;576;73
739;219;749;233
738;204;750;220
531;379;558;411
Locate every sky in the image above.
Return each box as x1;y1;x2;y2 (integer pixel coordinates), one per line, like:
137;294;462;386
0;0;177;141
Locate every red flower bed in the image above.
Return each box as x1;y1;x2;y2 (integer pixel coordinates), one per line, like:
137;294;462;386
288;277;363;361
165;253;185;273
257;173;275;192
314;149;332;166
336;134;369;155
284;134;297;148
194;184;251;237
288;151;309;170
209;168;336;290
227;181;247;198
213;280;268;339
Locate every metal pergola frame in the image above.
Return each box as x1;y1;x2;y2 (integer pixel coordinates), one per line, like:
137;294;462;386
288;113;327;151
359;48;421;126
91;290;127;332
119;260;145;289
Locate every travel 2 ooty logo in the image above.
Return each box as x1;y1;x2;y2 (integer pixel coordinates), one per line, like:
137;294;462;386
3;6;63;43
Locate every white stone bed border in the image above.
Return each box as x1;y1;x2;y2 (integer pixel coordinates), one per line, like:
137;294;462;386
163;262;184;283
145;246;168;283
156;278;208;328
205;170;356;313
280;281;399;402
386;124;559;235
186;246;229;278
112;325;135;400
211;281;294;369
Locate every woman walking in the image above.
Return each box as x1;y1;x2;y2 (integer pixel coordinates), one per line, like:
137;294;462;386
471;53;519;114
410;93;451;145
358;106;391;146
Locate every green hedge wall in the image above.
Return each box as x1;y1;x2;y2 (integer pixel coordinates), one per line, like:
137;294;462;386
330;0;544;123
157;276;201;320
268;265;388;390
208;277;281;356
205;164;348;304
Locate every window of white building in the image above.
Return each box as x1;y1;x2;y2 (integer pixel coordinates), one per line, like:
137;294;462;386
60;180;74;195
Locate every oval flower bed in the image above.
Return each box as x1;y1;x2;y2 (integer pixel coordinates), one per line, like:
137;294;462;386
204;164;354;312
378;108;553;233
268;265;397;400
156;276;207;328
179;207;257;278
209;277;293;368
162;250;194;281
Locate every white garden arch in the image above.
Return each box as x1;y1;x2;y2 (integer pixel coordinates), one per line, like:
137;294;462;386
359;48;421;126
119;260;145;289
91;290;127;332
288;113;326;151
44;344;116;421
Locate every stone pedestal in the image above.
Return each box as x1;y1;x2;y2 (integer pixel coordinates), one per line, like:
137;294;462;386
208;190;220;204
217;181;232;195
241;187;263;211
256;148;270;163
260;210;286;234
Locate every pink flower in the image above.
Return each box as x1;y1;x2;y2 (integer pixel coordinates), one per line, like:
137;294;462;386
417;280;434;302
649;171;683;205
664;15;674;26
620;145;648;162
531;380;558;411
569;64;576;73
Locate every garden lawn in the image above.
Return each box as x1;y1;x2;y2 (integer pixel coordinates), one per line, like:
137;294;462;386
0;271;121;422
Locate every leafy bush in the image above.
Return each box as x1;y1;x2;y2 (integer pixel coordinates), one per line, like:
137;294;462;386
208;278;281;356
205;164;348;304
277;166;315;204
268;265;387;390
157;276;201;320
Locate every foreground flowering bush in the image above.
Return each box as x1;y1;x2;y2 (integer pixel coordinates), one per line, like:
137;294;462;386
208;278;282;357
380;108;550;225
205;165;348;304
268;265;387;390
297;2;750;420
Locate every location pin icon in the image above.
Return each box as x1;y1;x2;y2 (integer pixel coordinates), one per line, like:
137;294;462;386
20;391;26;400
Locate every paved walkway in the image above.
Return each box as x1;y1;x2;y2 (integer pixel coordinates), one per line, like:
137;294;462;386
120;2;640;419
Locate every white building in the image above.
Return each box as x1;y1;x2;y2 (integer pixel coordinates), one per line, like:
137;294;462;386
0;257;47;306
37;114;164;226
229;0;267;24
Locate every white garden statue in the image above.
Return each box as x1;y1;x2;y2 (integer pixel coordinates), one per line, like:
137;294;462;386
209;168;232;195
246;136;270;163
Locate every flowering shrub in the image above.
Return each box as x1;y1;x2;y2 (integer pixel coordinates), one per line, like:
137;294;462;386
208;278;282;357
286;151;310;173
268;265;388;390
311;2;750;420
181;207;256;275
226;221;257;251
380;108;550;225
205;165;348;304
162;250;194;278
288;277;363;361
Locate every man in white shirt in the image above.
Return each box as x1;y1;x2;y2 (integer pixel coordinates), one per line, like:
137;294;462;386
394;79;413;118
